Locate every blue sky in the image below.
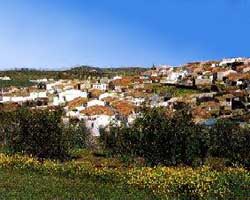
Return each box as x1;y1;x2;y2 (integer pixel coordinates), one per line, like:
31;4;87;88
0;0;249;69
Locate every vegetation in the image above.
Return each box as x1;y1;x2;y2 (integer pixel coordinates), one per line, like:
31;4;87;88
208;120;250;167
0;66;147;87
0;106;249;199
101;107;250;168
0;69;57;88
0;153;248;199
0;168;156;200
151;84;199;97
0;79;34;88
0;108;89;160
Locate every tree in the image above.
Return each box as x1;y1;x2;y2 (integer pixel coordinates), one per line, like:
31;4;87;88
208;120;250;167
7;108;71;160
101;106;208;166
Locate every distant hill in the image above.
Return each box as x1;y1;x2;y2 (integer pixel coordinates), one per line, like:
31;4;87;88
66;65;147;78
0;65;148;87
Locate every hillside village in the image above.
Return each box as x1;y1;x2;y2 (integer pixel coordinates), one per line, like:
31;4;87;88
1;57;250;136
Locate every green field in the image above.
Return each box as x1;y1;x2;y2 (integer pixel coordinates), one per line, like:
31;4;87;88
0;151;248;200
0;168;156;200
151;84;199;97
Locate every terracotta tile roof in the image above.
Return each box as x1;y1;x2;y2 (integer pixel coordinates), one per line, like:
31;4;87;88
141;70;155;76
241;73;250;80
192;107;211;119
203;66;213;72
89;89;103;98
150;77;161;82
184;62;201;69
102;96;119;103
80;105;114;116
227;73;250;81
236;65;246;72
229;90;247;97
111;100;135;116
193;67;204;73
111;76;134;86
128;90;145;98
135;79;144;84
212;67;227;73
193;100;220;121
201;101;220;108
67;97;88;110
0;102;20;111
227;73;243;81
215;94;234;101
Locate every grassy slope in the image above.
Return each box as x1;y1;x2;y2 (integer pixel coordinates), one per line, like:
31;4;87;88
0;151;248;199
0;168;157;200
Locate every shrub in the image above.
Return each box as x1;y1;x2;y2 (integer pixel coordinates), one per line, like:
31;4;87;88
204;157;230;171
101;107;209;166
63;119;90;149
8;108;70;160
0;108;89;160
101;107;250;168
208;120;250;167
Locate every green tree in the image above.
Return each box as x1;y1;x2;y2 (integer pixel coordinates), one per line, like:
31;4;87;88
101;106;208;166
208;120;250;167
8;108;70;160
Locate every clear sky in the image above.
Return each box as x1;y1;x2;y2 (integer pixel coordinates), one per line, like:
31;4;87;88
0;0;249;69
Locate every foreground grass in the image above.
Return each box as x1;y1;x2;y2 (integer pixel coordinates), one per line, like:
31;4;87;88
0;168;156;200
0;152;249;199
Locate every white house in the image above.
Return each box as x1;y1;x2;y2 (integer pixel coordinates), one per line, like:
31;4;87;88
131;97;145;106
66;110;82;118
79;105;115;136
163;70;188;84
30;78;48;83
127;113;138;124
92;83;107;91
87;99;105;107
113;76;122;80
219;57;244;66
0;94;31;103
99;92;116;100
243;67;250;73
29;91;47;100
84;115;115;136
217;70;237;81
158;101;169;107
0;96;11;102
0;76;11;81
11;96;28;103
53;89;88;106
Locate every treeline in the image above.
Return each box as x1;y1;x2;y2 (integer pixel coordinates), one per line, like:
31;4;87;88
1;106;249;167
0;70;60;88
0;108;89;160
100;107;250;168
0;66;147;87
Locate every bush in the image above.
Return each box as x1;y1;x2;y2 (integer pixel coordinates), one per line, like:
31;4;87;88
8;108;70;160
208;120;250;167
101;107;208;166
0;108;89;160
101;107;250;167
63;119;90;149
204;157;230;171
